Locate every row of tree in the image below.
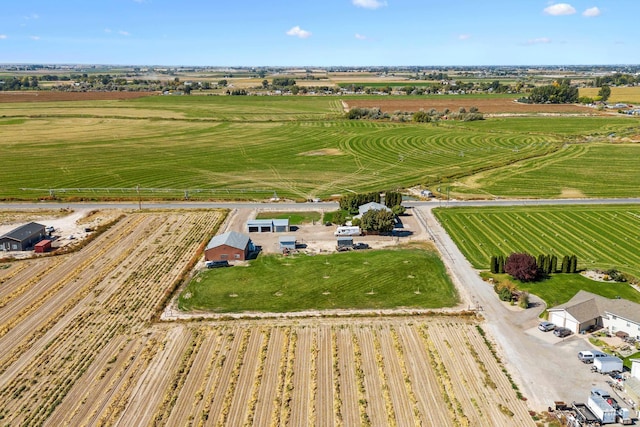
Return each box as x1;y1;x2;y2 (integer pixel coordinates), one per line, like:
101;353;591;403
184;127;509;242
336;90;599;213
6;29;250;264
490;253;578;281
347;107;483;122
338;192;381;214
518;79;578;104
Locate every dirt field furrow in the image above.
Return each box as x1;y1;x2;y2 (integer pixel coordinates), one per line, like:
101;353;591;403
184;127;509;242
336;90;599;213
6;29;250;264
315;325;334;427
397;324;454;426
378;325;417;427
336;328;359;427
164;331;219;426
116;325;192;426
225;328;264;426
41;335;129;427
289;327;313;426
250;327;284;426
355;327;391;426
204;327;250;427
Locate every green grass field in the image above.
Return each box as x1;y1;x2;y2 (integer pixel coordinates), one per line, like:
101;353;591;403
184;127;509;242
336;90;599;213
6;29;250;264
178;247;458;313
1;95;638;201
255;211;321;225
434;205;640;278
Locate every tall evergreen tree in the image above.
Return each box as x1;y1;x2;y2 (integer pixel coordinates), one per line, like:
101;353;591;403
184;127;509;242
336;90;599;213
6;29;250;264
561;255;570;273
569;255;578;273
550;255;558;273
490;256;498;274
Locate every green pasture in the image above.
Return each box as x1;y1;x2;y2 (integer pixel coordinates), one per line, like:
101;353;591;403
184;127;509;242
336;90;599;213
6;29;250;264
255;211;322;225
434;205;640;278
178;247;458;313
0;95;638;201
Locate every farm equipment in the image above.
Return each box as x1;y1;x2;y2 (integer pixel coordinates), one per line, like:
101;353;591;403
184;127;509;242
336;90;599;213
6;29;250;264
587;388;632;425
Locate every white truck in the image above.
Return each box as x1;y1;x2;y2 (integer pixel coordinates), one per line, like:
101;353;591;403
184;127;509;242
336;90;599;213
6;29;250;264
593;356;623;373
588;388;632;425
334;226;361;236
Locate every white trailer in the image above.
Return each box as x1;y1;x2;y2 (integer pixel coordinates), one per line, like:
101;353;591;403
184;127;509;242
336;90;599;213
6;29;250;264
334;226;361;236
587;394;617;424
593;356;623;373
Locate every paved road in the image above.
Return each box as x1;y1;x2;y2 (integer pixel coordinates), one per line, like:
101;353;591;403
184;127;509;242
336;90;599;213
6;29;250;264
1;197;640;211
416;205;624;411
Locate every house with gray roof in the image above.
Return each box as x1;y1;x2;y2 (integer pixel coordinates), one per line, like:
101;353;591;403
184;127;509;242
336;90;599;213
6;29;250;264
0;222;46;251
355;202;391;219
548;290;640;338
204;231;253;262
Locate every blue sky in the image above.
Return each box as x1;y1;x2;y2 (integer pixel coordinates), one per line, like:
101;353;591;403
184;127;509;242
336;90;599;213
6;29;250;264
0;1;637;66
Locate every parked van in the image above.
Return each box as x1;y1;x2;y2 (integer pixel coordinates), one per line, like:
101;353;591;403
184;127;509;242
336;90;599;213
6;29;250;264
578;350;607;363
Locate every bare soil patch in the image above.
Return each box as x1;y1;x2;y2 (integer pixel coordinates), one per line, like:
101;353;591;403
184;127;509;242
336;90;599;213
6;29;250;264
345;98;601;115
299;148;344;156
0;91;155;103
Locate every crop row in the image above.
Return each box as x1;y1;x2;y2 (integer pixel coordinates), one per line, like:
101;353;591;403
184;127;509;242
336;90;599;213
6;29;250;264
434;204;640;276
40;319;532;427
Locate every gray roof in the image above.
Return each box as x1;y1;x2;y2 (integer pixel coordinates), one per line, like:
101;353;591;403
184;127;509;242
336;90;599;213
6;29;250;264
1;222;45;241
278;235;296;243
205;231;250;251
358;202;391;216
247;219;275;226
549;290;640;325
273;219;289;227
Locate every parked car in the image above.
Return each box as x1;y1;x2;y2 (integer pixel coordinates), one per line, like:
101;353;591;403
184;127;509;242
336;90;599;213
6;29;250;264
538;321;555;332
352;243;370;250
205;260;230;269
554;327;572;338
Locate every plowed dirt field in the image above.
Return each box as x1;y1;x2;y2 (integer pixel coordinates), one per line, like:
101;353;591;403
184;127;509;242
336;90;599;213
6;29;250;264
0;91;155;103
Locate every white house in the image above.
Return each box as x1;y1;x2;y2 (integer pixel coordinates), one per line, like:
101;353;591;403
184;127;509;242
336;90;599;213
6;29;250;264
547;290;640;338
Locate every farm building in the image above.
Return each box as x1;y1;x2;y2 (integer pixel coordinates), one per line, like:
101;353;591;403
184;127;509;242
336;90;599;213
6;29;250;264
204;231;253;262
548;290;640;338
0;222;46;251
627;360;640;404
278;236;296;251
34;239;52;253
246;219;290;233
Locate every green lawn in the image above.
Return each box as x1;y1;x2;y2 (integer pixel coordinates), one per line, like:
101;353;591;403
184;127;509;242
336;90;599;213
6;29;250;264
255;211;321;225
178;247;458;313
434;205;640;278
486;272;640;309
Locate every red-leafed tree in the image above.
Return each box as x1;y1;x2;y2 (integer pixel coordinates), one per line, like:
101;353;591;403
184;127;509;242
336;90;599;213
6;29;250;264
505;253;539;282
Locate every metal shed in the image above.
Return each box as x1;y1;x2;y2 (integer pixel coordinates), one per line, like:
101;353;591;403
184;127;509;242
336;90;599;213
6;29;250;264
278;236;296;251
246;218;290;233
336;236;353;248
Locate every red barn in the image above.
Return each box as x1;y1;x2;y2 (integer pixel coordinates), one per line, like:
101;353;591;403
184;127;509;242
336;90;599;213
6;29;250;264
204;231;253;262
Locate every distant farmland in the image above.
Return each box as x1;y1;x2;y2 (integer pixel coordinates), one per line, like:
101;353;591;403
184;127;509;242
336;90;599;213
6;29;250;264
0;94;637;201
433;204;640;278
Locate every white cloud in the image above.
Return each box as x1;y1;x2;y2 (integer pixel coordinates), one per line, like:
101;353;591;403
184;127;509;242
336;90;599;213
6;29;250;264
118;30;131;36
583;7;601;17
24;14;39;20
30;35;40;41
355;33;367;40
458;34;471;40
104;28;112;33
0;35;7;40
543;3;576;16
352;0;387;10
525;37;552;45
286;26;311;39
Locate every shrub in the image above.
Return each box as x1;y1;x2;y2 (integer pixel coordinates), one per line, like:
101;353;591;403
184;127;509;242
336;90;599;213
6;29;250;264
505;253;539;282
